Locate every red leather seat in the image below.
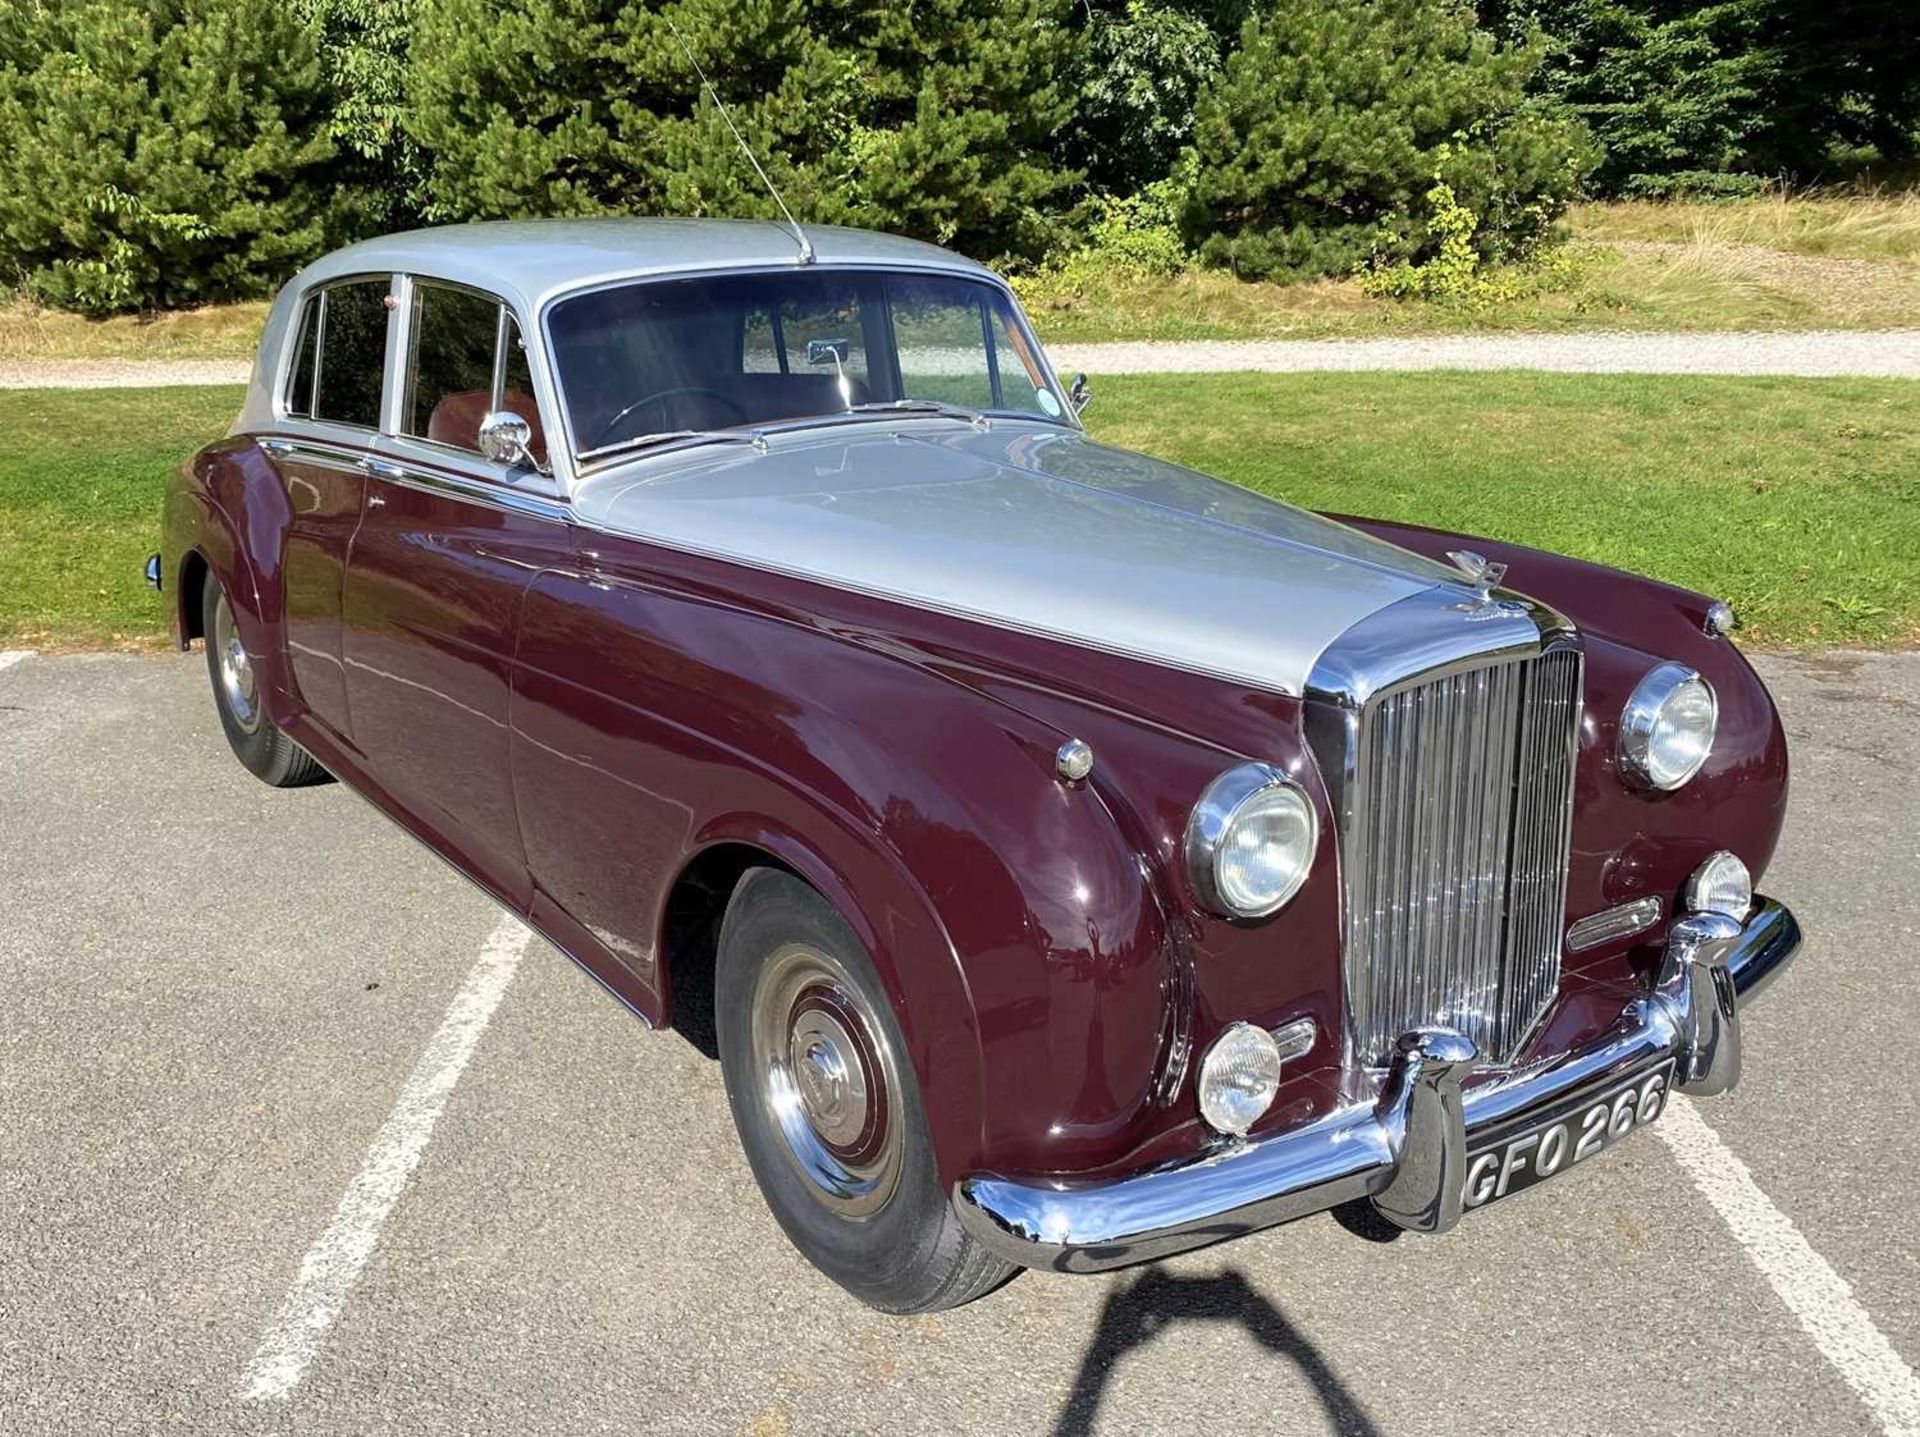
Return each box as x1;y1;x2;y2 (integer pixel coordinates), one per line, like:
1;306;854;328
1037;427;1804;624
426;389;548;466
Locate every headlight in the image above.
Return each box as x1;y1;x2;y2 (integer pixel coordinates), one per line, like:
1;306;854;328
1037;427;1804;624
1185;763;1317;918
1197;1021;1282;1136
1619;663;1717;791
1685;850;1751;919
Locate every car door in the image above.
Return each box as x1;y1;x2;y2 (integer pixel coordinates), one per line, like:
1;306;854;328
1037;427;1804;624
266;275;390;738
339;276;571;911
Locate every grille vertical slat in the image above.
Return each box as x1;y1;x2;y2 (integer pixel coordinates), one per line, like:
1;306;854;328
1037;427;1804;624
1344;647;1582;1067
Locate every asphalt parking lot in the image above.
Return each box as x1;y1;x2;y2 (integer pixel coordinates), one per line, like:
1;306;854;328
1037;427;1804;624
3;646;1916;1436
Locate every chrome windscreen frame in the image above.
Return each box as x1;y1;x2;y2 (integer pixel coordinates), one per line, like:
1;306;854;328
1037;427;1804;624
1303;583;1582;1088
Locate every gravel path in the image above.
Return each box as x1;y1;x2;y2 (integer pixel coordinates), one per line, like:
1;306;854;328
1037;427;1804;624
5;329;1919;389
1047;328;1920;377
0;358;252;389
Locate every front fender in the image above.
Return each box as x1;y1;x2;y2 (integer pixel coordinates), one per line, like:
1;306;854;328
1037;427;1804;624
1341;514;1790;899
513;560;1178;1187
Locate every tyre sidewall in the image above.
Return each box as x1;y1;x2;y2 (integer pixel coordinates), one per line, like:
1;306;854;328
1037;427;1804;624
202;576;284;781
716;869;965;1312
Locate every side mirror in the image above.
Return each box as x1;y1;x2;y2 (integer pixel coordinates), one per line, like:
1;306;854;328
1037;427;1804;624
477;410;535;468
1068;372;1092;415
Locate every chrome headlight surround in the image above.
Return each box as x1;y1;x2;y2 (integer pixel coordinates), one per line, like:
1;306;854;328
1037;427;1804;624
1184;763;1318;919
1618;663;1717;791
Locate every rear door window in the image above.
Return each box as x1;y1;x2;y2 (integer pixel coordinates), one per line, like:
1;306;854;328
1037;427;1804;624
311;278;391;429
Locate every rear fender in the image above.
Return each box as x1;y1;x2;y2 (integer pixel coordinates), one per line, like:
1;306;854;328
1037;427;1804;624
169;439;296;717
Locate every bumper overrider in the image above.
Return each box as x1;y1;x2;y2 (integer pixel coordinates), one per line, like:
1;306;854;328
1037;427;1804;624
954;898;1801;1272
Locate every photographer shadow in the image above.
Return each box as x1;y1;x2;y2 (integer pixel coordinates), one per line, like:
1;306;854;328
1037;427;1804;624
1051;1266;1383;1437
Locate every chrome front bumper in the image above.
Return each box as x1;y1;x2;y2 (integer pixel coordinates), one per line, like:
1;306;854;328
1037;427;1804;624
954;897;1801;1273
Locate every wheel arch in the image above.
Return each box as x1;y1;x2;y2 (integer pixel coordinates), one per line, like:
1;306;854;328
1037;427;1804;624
655;816;986;1183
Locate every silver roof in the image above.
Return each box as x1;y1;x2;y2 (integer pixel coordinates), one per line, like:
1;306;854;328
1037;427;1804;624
288;218;997;315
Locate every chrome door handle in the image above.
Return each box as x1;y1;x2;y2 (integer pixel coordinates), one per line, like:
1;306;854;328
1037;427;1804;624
260;438;295;456
356;457;406;481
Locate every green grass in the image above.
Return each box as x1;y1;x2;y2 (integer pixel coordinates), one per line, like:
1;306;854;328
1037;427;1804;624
0;386;241;648
1090;373;1919;648
1;377;1913;651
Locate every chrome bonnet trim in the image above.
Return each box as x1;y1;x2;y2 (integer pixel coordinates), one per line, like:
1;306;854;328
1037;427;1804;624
953;898;1801;1273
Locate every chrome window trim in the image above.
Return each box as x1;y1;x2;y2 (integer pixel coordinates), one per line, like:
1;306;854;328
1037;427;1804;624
537;262;1078;475
254;431;570;523
384;271;566;500
271;272;396;433
397;274;513;452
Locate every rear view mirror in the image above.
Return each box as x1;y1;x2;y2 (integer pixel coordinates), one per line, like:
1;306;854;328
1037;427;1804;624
1068;372;1093;414
806;338;851;367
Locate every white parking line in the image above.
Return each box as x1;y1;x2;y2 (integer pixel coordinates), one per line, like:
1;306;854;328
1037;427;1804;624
238;915;533;1403
0;650;33;672
1658;1097;1920;1436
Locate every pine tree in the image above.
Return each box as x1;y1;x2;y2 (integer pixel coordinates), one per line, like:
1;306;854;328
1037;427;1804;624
1183;0;1593;280
0;0;340;313
403;0;1078;264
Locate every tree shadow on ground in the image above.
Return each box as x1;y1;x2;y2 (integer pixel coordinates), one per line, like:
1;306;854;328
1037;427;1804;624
1051;1267;1383;1437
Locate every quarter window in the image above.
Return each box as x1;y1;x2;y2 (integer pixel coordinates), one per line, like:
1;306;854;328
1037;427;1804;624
311;278;391;429
285;296;320;418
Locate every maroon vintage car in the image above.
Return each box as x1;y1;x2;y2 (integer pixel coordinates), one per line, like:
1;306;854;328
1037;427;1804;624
155;219;1799;1313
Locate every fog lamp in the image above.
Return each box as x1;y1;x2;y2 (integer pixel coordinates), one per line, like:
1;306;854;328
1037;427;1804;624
1198;1021;1282;1137
1685;850;1751;920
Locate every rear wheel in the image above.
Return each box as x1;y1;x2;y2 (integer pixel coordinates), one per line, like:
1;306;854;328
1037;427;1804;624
202;577;329;788
716;868;1015;1313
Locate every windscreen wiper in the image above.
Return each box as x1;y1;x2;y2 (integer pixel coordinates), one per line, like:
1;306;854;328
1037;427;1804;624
579;428;768;464
846;399;993;428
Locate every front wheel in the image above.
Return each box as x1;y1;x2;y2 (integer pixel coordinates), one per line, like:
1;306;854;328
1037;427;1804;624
716;868;1015;1313
202;577;329;788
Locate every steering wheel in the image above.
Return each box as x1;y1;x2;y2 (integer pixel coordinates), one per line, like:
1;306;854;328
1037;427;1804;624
591;387;750;449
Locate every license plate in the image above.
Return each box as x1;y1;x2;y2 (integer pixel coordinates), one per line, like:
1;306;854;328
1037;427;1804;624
1461;1060;1675;1212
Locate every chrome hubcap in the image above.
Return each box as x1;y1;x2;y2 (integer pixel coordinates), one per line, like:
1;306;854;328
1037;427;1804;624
213;591;260;733
750;943;903;1218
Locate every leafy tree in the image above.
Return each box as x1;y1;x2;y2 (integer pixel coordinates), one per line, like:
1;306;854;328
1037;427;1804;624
300;0;425;232
1480;0;1769;193
405;0;1078;263
1480;0;1920;192
1753;0;1920;172
0;0;338;312
1184;0;1594;280
1060;2;1221;196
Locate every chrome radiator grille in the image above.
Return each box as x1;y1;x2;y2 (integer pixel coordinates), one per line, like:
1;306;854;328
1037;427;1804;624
1343;647;1582;1067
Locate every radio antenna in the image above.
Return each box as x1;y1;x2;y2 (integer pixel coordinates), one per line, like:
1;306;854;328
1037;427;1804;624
662;16;815;265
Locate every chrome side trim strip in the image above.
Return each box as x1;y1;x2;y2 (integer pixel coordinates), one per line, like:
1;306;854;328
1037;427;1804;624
255;433;572;524
373;460;572;522
953;897;1801;1273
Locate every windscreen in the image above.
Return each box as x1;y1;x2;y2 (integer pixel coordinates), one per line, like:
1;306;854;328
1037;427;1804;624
546;269;1068;459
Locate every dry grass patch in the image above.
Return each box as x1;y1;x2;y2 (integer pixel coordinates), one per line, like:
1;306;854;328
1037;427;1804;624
0;297;267;362
1573;193;1920;264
